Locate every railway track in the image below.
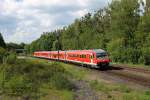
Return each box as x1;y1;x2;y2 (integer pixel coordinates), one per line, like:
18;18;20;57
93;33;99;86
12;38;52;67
76;64;150;88
105;69;150;88
109;64;150;87
103;65;150;88
58;60;150;88
112;64;150;74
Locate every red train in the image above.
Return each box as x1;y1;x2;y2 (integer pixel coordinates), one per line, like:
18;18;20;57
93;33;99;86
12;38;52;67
33;49;111;68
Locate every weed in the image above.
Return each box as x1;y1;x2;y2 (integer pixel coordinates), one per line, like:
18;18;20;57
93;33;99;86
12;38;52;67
0;59;75;99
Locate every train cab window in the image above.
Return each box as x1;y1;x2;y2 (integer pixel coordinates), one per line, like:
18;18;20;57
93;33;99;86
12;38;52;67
96;52;107;59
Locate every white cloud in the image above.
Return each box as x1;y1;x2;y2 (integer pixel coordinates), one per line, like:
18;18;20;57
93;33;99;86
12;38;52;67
0;0;110;43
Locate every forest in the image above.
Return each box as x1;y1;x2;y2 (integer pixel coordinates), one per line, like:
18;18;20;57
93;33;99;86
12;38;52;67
25;0;150;65
1;0;149;65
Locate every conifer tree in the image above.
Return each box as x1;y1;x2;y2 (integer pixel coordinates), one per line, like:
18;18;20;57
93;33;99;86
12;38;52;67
0;33;6;48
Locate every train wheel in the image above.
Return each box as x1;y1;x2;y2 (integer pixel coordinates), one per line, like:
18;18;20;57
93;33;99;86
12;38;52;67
99;63;109;70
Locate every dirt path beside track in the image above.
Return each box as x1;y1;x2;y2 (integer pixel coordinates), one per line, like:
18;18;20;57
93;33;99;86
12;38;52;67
74;80;100;100
74;65;150;89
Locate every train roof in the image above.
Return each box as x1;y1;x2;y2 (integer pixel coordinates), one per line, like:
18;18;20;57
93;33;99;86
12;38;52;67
35;51;50;52
34;49;106;54
93;49;106;53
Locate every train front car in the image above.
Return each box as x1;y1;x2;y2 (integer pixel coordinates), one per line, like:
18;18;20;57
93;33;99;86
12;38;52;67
94;49;111;68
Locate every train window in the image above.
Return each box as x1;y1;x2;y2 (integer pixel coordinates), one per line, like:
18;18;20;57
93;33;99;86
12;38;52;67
72;54;78;58
81;55;86;58
75;54;78;57
80;55;82;58
69;54;74;57
96;52;107;58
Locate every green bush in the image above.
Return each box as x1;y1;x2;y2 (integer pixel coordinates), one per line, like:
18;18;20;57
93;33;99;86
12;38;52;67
0;60;74;99
50;73;74;90
0;48;17;64
0;47;6;63
5;53;17;64
107;38;125;63
142;47;150;65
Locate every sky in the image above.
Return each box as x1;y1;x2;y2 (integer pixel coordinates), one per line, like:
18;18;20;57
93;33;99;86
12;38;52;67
0;0;111;43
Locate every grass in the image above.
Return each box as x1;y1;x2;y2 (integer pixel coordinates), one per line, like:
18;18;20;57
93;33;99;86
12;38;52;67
29;57;88;80
59;63;88;80
0;58;78;100
41;89;74;100
32;58;150;100
90;80;150;100
26;58;89;99
31;57;88;77
2;56;149;100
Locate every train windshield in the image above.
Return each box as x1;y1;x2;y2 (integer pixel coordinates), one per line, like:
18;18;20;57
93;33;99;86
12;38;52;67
96;52;107;59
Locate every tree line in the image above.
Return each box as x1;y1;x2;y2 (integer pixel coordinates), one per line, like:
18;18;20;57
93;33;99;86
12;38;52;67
0;33;26;64
8;0;150;65
0;33;25;50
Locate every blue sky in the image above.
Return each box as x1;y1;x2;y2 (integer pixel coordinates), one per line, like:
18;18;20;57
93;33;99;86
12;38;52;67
0;0;111;43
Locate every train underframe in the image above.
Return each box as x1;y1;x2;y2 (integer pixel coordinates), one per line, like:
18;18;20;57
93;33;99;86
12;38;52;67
33;56;110;69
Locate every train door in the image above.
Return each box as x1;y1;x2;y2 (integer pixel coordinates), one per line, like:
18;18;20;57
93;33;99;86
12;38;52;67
64;51;66;60
90;53;94;64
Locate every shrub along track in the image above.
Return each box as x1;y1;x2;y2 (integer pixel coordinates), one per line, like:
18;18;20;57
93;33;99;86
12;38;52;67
27;57;150;88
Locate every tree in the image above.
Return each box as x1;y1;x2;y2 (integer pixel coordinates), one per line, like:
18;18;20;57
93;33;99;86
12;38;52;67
107;0;140;63
134;0;150;65
6;43;25;51
0;47;6;63
0;33;6;48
